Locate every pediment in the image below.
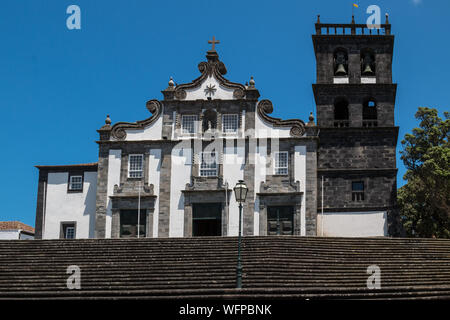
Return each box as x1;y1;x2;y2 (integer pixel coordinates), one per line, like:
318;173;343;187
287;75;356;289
173;50;246;101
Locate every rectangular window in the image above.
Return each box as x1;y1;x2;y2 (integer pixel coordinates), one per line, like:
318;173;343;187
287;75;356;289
352;181;365;201
68;175;83;191
222;114;239;133
61;222;76;239
128;154;143;178
200;151;218;177
182;115;198;134
274;151;288;175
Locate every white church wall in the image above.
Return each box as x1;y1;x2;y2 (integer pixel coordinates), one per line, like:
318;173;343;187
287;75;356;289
184;76;235;100
0;230;20;240
317;211;387;237
106;149;122;238
123;116;163;141
169;145;192;237
254;113;292;138
223;141;245;236
294;146;307;236
149;149;162;237
43;172;97;239
253;141;267;236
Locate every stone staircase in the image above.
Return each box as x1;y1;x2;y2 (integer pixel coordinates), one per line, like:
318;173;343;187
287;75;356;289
0;236;449;300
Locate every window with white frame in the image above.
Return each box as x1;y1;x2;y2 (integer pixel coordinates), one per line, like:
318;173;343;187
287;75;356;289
200;151;218;177
128;154;143;178
61;222;76;239
222;114;239;133
68;175;83;191
274;151;289;175
65;227;75;239
182;115;198;134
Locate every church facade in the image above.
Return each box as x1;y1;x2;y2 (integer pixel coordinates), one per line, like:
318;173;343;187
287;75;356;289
34;16;401;240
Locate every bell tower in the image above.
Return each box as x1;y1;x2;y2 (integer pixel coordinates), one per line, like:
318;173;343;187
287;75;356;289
312;15;402;236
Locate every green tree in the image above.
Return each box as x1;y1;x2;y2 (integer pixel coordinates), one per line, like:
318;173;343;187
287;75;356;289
399;107;450;238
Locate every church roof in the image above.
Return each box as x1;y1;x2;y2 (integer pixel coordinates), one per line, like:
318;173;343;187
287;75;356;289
35;163;98;170
1;236;449;299
0;221;34;234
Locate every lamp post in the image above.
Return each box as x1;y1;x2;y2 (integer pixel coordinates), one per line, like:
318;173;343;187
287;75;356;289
233;180;248;289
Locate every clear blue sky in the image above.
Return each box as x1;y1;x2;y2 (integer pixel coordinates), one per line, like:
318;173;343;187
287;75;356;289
0;0;448;227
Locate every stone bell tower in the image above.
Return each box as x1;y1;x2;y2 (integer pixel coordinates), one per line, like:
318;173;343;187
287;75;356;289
312;15;402;236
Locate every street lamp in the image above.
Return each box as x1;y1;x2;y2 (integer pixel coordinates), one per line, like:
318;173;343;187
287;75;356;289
233;180;248;289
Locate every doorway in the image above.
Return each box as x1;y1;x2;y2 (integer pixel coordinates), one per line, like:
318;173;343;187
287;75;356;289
120;209;146;238
192;203;222;236
267;206;294;235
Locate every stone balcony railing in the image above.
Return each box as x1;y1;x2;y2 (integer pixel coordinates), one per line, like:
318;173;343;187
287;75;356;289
315;14;391;36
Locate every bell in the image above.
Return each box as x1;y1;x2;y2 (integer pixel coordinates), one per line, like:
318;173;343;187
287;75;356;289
335;64;347;76
362;63;374;75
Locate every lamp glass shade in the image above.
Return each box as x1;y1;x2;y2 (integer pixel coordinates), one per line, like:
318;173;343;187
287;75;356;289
233;180;248;203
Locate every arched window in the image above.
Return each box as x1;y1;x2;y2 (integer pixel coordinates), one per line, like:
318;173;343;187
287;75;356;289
334;97;349;127
361;48;376;76
333;48;348;76
363;98;378;127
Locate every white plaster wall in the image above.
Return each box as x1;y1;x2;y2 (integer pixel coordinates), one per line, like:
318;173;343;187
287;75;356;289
149;149;162;237
184;76;235;100
253;142;267;236
0;230;19;240
223;142;245;236
255;113;292;138
123;116;163;141
294;146;307;236
43;172;97;239
106;149;122;238
169;145;192;237
317;211;387;237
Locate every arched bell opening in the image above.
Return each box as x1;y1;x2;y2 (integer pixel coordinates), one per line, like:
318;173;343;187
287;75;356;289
333;97;350;127
361;48;376;76
333;48;348;77
362;98;378;127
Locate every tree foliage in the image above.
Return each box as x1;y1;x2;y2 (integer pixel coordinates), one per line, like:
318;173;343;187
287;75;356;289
399;107;450;238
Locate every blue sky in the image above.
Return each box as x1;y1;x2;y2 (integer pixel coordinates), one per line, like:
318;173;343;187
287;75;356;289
0;0;448;227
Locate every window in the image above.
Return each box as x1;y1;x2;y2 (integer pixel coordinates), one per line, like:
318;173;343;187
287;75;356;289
274;152;289;175
182;115;198;134
200;151;218;177
222;114;239;133
61;222;76;239
68;175;83;191
352;181;365;201
128;154;143;178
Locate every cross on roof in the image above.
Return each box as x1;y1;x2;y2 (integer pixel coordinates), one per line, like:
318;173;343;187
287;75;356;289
208;36;220;51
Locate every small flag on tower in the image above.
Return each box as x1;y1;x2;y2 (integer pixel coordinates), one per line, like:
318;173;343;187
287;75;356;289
353;3;359;8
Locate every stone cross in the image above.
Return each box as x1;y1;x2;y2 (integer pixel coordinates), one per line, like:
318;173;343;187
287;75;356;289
208;36;220;51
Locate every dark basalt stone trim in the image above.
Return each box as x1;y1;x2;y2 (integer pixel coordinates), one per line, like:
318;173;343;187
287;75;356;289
174;52;246;100
257;100;306;137
317;168;398;173
319;206;393;213
256;192;303;196
110;100;163;140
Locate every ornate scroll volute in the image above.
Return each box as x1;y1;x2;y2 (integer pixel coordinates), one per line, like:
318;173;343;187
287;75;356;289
257;99;306;137
110;99;163;141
